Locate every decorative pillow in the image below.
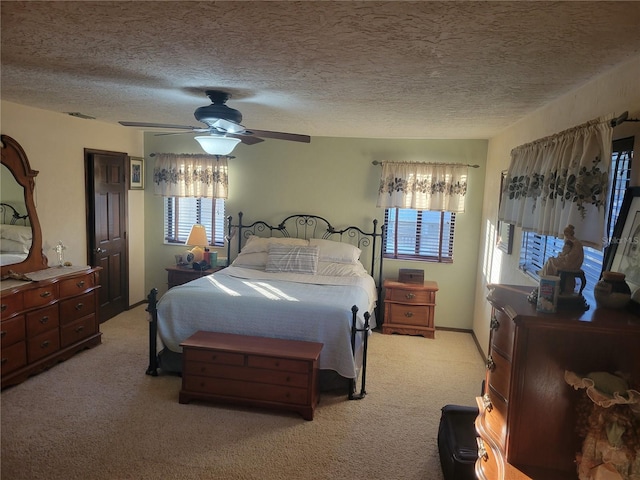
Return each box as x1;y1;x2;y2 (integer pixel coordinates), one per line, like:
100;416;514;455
1;224;32;243
242;235;309;254
265;244;319;275
316;261;368;277
1;238;30;254
230;252;268;269
309;238;361;264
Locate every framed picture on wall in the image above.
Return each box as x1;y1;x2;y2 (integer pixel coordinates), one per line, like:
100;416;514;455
496;170;514;254
129;157;144;190
604;186;640;292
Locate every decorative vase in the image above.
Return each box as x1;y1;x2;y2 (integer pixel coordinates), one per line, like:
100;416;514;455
593;271;631;309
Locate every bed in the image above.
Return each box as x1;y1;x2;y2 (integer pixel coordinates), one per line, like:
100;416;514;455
0;203;31;266
146;213;385;399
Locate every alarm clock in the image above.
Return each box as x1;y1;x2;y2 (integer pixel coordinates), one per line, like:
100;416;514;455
182;251;195;265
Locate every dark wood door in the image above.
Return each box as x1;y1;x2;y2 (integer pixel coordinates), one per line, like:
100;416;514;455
85;149;129;322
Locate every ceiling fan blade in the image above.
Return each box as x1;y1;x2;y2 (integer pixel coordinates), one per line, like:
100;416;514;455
230;134;264;145
119;121;201;130
243;129;311;143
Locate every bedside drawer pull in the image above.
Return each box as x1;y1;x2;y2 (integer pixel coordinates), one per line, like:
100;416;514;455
40;291;52;298
405;292;415;299
482;394;493;412
1;304;6;312
41;340;50;349
75;302;85;311
486;355;496;372
1;330;6;338
40;316;49;324
477;438;489;462
76;280;85;288
490;315;500;331
404;311;414;318
74;325;85;333
1;357;7;365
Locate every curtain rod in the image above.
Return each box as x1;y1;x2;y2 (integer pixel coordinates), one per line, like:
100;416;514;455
371;160;479;168
611;111;640;127
148;153;235;159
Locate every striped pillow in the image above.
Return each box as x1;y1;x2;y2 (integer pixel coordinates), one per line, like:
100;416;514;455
265;244;319;275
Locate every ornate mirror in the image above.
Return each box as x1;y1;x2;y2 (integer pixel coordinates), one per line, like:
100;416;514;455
1;135;48;277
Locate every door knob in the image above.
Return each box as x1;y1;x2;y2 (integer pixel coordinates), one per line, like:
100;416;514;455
95;247;106;254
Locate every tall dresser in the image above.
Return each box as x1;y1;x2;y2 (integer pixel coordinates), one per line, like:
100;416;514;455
1;266;102;389
476;284;640;480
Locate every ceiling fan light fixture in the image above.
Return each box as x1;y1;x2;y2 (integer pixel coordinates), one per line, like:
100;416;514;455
194;135;241;155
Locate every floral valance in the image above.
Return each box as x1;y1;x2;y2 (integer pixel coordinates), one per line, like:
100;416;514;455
498;115;614;249
376;162;468;212
153;153;228;198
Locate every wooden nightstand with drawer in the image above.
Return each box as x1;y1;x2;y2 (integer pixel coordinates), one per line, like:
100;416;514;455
382;279;438;339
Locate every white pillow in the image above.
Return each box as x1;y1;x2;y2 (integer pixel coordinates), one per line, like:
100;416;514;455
1;224;32;243
265;244;319;275
242;235;309;254
309;238;361;264
231;252;268;269
1;238;30;254
316;261;368;277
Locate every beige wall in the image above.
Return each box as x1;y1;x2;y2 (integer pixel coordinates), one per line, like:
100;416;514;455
473;56;640;357
144;134;488;330
1;101;147;305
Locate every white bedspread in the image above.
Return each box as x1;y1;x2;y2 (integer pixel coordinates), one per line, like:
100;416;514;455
156;266;378;379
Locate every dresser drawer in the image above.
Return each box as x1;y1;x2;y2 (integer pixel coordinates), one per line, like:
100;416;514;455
61;315;96;347
387;303;432;327
59;273;95;297
490;308;514;360
23;284;59;309
1;315;25;347
186;361;310;388
26;305;59;337
59;292;95;324
248;354;310;374
1;292;24;319
480;392;508;450
487;350;511;402
27;329;60;363
1;341;27;375
387;287;435;304
184;375;309;405
184;348;245;366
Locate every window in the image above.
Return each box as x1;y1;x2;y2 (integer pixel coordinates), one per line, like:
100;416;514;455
384;208;455;262
520;137;634;286
164;197;226;246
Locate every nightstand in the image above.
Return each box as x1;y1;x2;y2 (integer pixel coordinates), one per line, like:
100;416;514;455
166;265;222;289
382;279;438;339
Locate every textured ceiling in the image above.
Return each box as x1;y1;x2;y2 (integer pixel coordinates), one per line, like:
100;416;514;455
2;1;640;140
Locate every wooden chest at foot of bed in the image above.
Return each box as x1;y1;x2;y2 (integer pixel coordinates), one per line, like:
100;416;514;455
179;331;324;420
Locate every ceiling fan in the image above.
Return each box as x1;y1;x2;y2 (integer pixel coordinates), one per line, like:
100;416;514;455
119;90;310;154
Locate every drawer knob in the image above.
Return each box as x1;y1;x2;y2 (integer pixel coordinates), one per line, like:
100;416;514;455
477;438;489;461
486;355;496;372
75;325;85;333
0;330;6;338
404;311;414;318
482;394;493;412
40;291;52;298
211;355;217;361
490;315;500;331
40;316;49;324
1;357;7;365
405;292;415;299
41;340;50;349
75;302;85;311
76;280;85;288
1;304;6;312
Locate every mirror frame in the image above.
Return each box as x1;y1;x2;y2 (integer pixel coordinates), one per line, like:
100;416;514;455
1;135;48;277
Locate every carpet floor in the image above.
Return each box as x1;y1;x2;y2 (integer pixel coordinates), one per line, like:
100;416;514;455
1;305;485;480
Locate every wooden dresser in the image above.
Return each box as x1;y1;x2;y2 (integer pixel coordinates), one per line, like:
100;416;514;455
179;331;323;420
382;279;438;338
1;266;102;389
476;284;640;480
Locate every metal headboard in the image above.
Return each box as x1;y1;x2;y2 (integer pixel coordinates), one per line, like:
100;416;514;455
226;212;386;310
0;203;29;225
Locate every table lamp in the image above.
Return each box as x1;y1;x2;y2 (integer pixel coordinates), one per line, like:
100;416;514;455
186;224;209;263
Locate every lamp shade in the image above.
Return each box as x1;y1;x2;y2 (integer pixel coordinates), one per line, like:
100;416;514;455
194;135;241;155
186;224;209;247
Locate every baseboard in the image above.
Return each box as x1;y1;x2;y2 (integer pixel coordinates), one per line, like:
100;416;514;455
435;326;487;363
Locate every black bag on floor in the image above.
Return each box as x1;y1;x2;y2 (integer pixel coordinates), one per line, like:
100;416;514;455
437;404;479;480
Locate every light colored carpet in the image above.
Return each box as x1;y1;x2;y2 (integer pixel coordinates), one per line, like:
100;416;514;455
1;305;485;480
